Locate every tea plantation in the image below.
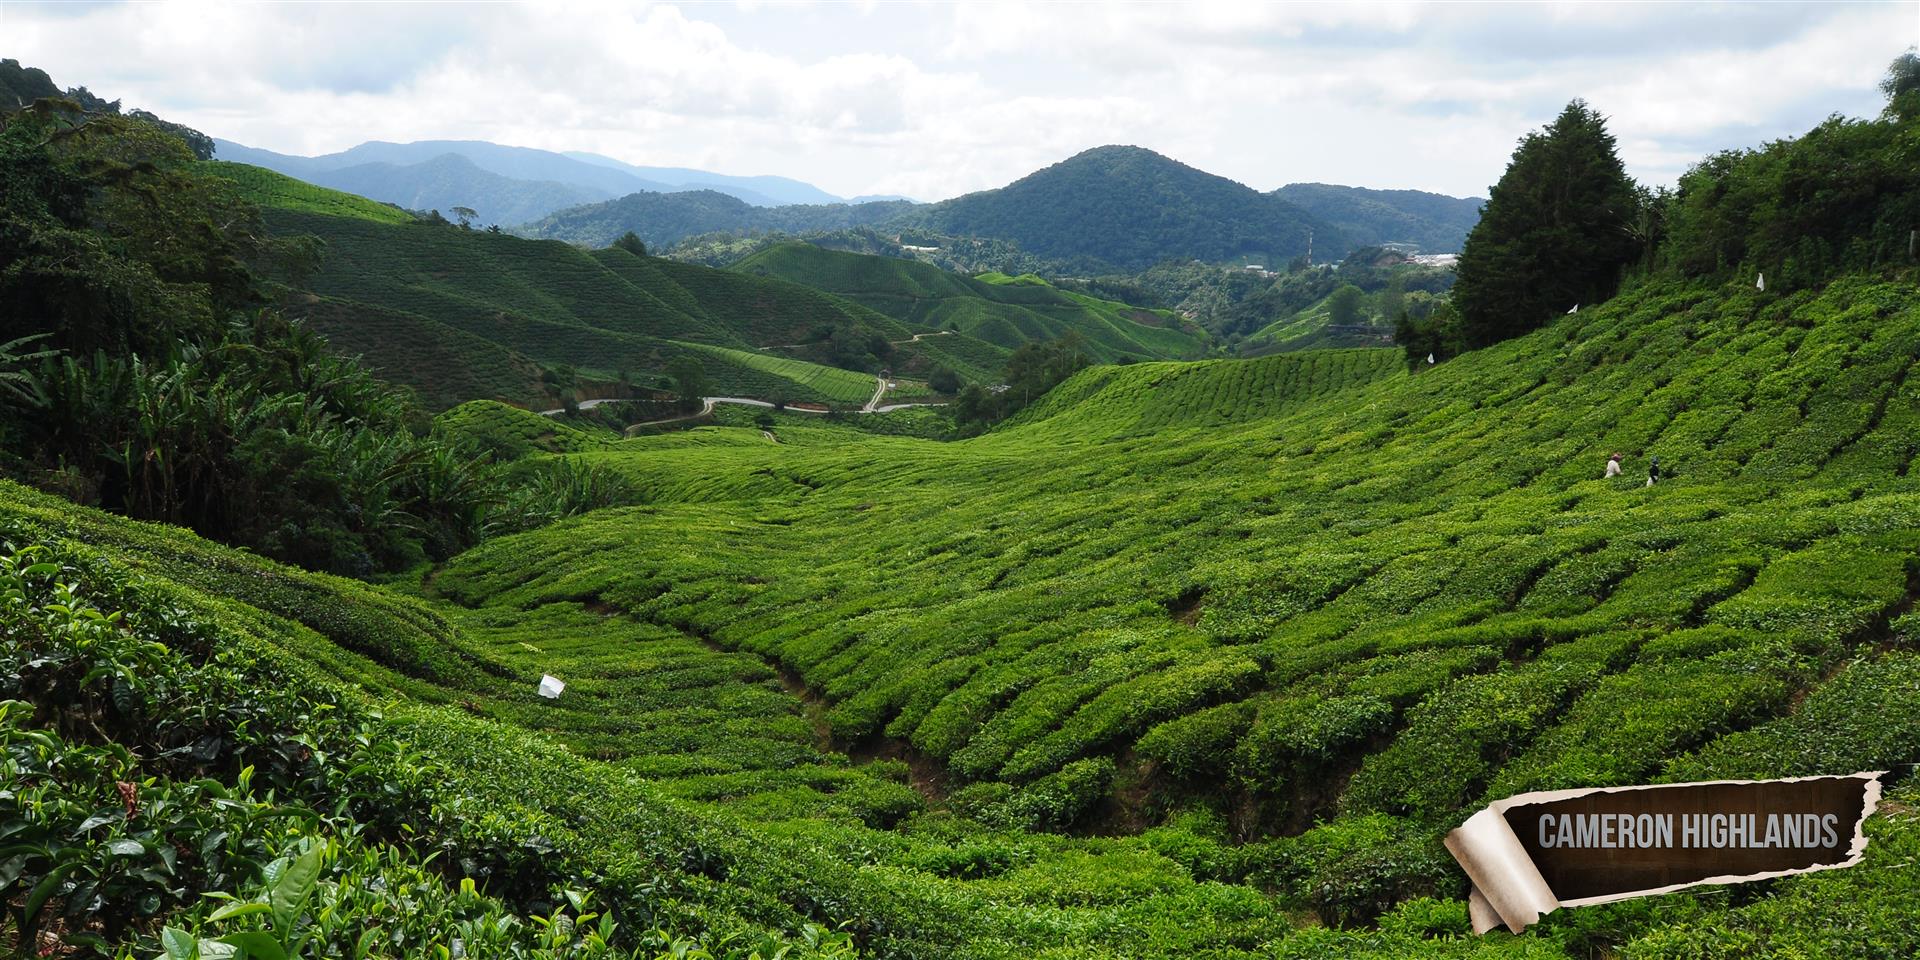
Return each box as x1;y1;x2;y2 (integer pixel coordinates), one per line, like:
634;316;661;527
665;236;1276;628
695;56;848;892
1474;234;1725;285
11;268;1920;957
733;243;1206;362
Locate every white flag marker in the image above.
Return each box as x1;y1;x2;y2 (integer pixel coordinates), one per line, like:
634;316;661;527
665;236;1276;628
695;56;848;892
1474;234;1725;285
538;674;565;699
1568;304;1579;314
1427;353;1436;364
1756;273;1766;291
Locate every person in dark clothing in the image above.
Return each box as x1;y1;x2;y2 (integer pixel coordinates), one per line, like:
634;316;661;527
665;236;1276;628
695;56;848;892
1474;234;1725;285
1646;456;1661;487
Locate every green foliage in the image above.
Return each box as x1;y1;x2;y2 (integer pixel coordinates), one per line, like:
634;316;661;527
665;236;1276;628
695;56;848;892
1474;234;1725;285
952;335;1092;429
1451;100;1644;348
1660;98;1920;287
1327;284;1366;326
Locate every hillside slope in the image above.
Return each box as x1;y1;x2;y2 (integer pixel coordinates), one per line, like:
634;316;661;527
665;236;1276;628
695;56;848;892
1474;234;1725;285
434;272;1920;955
732;242;1205;362
514;189;914;250
309;152;612;226
260;203;917;407
1274;182;1484;253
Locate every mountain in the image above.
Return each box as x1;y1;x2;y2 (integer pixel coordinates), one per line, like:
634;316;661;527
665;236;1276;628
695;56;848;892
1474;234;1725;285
300;153;612;227
907;145;1340;272
204;163;1028;404
1274;182;1483;253
731;241;1204;362
514;189;916;250
560;150;846;206
213;137;861;220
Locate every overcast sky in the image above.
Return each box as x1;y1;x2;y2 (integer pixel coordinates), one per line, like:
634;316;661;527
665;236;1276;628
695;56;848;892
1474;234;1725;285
5;1;1915;201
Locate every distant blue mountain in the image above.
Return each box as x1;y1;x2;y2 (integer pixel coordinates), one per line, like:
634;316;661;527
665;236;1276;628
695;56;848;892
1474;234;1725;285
211;138;874;226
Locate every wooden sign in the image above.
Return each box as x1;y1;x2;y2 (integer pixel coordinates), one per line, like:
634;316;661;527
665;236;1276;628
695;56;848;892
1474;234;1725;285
1446;772;1883;934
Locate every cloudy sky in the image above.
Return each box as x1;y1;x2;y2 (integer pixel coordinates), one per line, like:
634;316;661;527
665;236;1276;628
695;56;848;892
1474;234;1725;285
5;1;1914;201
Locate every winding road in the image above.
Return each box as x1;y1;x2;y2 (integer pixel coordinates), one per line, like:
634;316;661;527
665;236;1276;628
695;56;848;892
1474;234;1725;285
539;388;947;425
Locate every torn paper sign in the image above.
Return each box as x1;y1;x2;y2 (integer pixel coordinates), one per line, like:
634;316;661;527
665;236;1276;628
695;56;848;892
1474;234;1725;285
1446;771;1883;934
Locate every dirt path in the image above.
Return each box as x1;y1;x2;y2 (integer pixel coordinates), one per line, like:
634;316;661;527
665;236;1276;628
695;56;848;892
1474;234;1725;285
861;374;889;413
891;330;953;345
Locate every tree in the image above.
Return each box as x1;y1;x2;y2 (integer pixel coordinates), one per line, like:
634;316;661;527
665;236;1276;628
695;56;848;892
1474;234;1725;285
1376;276;1405;327
666;356;708;410
928;366;961;394
1326;284;1365;326
1450;100;1641;349
1882;48;1920;120
613;231;648;257
450;206;478;229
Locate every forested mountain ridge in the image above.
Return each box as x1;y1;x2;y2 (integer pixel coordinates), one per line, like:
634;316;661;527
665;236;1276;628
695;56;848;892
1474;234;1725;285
517;144;1481;274
1274;182;1484;253
517;188;916;251
903;145;1337;272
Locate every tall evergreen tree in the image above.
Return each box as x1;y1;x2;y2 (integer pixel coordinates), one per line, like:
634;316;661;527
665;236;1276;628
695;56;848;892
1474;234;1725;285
1451;100;1641;348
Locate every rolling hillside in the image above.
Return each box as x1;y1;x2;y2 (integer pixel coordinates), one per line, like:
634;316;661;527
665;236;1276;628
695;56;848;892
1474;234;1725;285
243;187;920;407
30;267;1915;957
731;242;1206;362
1274;182;1484;254
429;271;1920;957
515;189;914;250
300;152;611;227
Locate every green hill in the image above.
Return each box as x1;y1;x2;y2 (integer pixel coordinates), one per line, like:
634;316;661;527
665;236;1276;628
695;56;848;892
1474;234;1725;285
204;159;416;224
258;203;916;408
514;188;914;249
435;270;1920;957
1274;182;1483;254
732;242;1205;362
908;145;1339;271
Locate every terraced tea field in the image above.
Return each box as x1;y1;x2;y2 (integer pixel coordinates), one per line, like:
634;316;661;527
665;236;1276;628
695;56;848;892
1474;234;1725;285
681;343;885;404
11;273;1920;959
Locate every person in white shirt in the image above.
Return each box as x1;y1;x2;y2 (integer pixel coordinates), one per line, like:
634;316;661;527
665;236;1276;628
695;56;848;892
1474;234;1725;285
1604;452;1624;479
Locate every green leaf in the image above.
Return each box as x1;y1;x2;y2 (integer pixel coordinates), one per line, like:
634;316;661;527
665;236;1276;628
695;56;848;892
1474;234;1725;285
24;860;77;923
109;838;147;857
268;845;322;931
219;931;289;960
208;900;273;922
160;927;196;960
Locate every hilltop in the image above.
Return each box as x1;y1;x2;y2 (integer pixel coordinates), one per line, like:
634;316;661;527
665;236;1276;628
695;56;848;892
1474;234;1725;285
905;145;1334;271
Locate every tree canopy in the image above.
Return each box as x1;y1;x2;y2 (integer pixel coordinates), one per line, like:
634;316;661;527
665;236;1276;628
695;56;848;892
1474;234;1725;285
1449;100;1642;349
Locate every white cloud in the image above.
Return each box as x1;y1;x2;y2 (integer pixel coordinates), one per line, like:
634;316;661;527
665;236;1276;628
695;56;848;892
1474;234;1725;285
1;0;1909;201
